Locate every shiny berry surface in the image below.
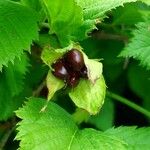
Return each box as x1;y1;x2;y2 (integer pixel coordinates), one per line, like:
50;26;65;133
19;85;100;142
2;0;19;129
80;66;88;78
65;49;84;71
52;59;68;80
67;72;79;87
51;49;88;88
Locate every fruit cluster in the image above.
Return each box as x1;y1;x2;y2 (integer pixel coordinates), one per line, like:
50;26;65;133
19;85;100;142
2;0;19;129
51;49;88;87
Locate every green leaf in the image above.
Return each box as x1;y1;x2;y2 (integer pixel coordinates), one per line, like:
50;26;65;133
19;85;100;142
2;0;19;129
25;55;49;89
46;71;64;100
21;0;42;12
120;16;150;69
72;19;97;41
88;97;114;130
16;98;127;150
84;58;103;83
0;0;38;69
141;0;150;5
0;54;30;120
41;0;83;46
21;0;45;24
38;34;60;49
127;63;150;111
74;0;138;41
4;54;29;96
69;75;106;115
82;49;103;83
76;0;138;20
72;108;90;124
41;43;78;68
40;0;138;44
112;3;144;25
41;46;67;67
106;126;150;149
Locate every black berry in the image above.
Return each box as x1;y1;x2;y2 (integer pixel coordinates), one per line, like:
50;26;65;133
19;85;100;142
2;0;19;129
67;72;80;87
80;66;88;78
51;49;88;88
51;59;68;80
65;49;84;71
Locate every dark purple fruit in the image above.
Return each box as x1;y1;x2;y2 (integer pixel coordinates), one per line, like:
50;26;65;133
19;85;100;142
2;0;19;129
80;66;88;78
65;49;84;71
51;59;68;80
67;72;80;87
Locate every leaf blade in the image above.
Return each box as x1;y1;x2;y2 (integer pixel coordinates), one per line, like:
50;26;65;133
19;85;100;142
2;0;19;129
0;0;38;69
41;0;83;46
0;53;30;120
16;98;127;150
106;126;150;149
120;16;150;69
69;75;106;115
76;0;138;20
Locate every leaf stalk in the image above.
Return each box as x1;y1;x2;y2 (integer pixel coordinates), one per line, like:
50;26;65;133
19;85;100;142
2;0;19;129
107;91;150;118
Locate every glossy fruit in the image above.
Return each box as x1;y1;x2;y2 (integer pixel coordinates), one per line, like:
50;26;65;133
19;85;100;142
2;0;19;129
67;72;79;87
51;59;68;80
51;49;87;87
65;49;84;71
80;66;88;78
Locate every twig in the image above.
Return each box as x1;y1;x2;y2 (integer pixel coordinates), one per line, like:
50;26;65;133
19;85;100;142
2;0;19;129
0;126;16;150
93;31;128;43
40;22;50;30
107;91;150;118
0;118;16;150
32;80;46;97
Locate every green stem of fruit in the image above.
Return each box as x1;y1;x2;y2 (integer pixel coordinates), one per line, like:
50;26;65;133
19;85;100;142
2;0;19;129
107;91;150;118
72;108;90;124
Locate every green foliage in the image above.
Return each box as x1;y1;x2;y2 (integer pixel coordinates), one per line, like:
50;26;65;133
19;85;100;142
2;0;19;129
141;0;150;5
80;38;125;87
40;0;138;46
16;98;150;150
21;0;46;24
0;54;29;120
0;0;150;149
69;76;106;115
88;98;115;130
41;45;69;66
46;71;64;100
76;0;138;20
41;0;83;46
0;0;38;69
128;63;150;111
112;3;144;25
120;15;150;69
83;56;103;83
106;126;150;149
3;54;29;97
74;0;141;41
42;44;106;114
21;0;41;12
25;55;48;89
16;98;127;150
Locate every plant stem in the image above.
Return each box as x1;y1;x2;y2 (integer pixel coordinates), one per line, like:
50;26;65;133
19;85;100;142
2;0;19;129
32;80;46;97
107;91;150;118
0;118;16;149
93;31;128;42
0;126;16;149
72;108;90;124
